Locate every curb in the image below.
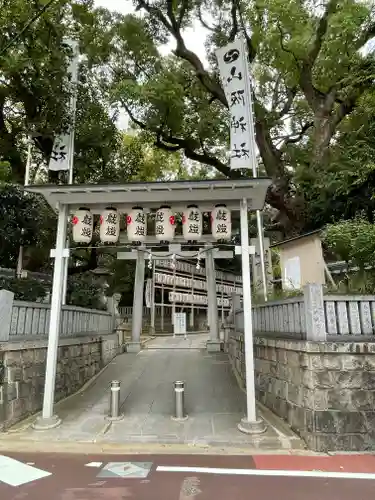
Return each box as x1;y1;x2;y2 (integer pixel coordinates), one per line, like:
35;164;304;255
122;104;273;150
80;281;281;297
0;439;328;456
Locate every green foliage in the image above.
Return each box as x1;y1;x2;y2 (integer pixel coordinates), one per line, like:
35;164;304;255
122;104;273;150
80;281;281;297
252;288;302;305
3;0;374;234
66;273;106;310
104;0;375;233
0;276;48;302
2;0;375;287
323;219;375;269
106;261;136;306
0;184;56;269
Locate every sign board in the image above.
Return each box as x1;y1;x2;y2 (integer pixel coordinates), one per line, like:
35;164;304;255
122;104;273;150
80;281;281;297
284;256;301;290
156;272;242;296
169;291;230;308
154;258;242;284
250;237;273;291
145;278;152;308
173;312;187;335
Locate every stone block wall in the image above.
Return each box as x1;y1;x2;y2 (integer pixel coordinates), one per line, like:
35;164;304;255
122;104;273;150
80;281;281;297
0;333;119;431
228;334;375;452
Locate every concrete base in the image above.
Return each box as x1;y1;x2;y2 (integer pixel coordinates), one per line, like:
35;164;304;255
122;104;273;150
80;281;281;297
106;413;124;422
238;417;267;435
126;341;142;353
32;414;62;430
206;340;222;352
171;415;189;422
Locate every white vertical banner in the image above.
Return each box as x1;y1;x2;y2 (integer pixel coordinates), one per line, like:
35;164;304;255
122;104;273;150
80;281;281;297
215;38;256;170
49;39;80;172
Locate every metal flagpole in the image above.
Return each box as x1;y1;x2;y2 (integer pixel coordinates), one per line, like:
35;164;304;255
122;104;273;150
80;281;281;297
190;268;194;329
161;283;164;332
62;237;69;305
172;256;176;336
63;39;79;303
17;137;33;278
150;260;156;333
244;41;268;302
221;277;224;323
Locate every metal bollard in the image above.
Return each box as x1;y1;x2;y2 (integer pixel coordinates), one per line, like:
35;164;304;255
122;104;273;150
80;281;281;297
172;381;188;421
108;380;123;421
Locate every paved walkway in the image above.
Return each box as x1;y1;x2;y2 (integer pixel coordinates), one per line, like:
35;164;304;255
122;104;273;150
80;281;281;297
0;335;303;451
145;333;209;349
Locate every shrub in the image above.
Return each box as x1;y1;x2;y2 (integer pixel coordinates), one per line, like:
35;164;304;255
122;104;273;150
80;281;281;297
0;276;48;302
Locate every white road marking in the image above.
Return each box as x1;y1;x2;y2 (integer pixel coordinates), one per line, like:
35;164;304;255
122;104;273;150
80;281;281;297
156;465;375;480
0;455;51;487
85;462;103;468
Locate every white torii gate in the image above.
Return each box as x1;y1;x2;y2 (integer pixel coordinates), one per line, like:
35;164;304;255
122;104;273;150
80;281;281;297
25;177;270;435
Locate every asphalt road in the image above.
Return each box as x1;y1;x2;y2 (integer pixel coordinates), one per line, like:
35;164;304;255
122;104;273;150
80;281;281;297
1;452;375;499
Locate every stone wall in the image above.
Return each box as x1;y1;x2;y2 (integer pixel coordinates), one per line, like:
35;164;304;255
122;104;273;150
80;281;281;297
228;333;375;452
0;333;119;431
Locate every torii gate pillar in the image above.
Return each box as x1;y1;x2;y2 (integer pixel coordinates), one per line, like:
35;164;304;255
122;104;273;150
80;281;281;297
127;249;146;353
206;245;221;352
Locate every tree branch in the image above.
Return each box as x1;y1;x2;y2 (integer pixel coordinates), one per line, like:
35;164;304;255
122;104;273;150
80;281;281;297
166;0;179;32
156;134;238;178
307;0;338;65
254;100;283;174
356;21;375;50
177;0;189;28
136;0;227;105
271;74;282;111
197;4;216;32
282;121;314;147
120;97;236;179
276;86;297;119
228;0;239;42
232;0;256;61
135;0;173;31
277;23;299;65
0;92;25;183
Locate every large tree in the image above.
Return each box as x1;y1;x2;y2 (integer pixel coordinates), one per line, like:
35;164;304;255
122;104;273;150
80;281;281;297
0;0;126;183
2;0;374;246
106;0;375;234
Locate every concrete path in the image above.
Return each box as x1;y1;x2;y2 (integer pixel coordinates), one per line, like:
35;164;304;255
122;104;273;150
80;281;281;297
145;333;209;349
0;335;304;451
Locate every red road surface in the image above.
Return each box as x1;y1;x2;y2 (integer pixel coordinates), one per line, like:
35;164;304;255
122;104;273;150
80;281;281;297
1;452;375;499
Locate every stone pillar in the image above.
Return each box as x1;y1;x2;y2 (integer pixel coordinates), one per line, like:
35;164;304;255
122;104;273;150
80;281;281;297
231;293;241;331
0;290;14;342
106;293;121;332
128;250;145;352
303;283;326;341
206;247;221;352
